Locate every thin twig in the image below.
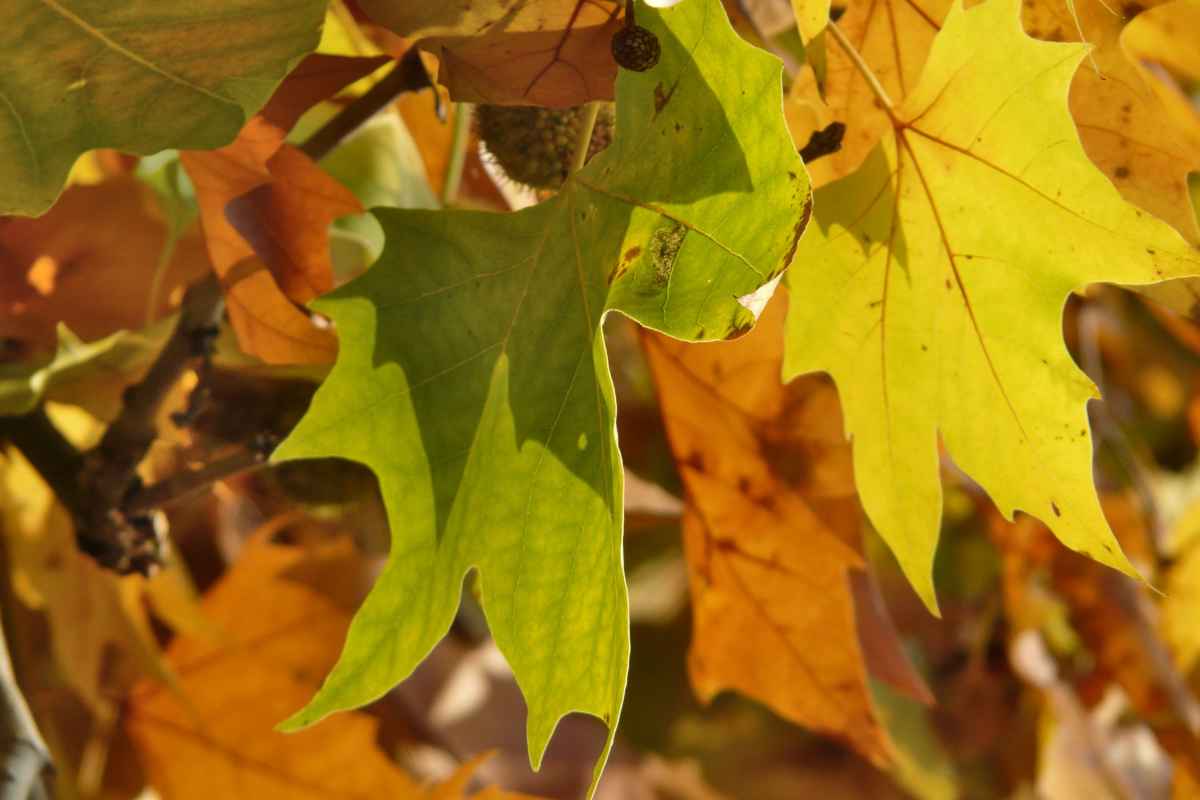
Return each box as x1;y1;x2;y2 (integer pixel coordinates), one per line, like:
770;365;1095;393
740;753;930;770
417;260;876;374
441;103;471;207
826;20;897;115
77;272;224;575
299;48;435;163
125;448;268;514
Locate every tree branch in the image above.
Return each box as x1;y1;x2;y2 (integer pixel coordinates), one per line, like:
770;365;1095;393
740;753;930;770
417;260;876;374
299;48;436;163
71;272;224;575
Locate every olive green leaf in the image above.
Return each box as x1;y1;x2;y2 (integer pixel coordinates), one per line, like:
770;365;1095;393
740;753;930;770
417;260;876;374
784;0;1200;612
273;0;809;788
1;0;326;217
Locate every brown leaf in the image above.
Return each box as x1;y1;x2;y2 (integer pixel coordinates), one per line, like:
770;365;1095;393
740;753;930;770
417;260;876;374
360;0;622;106
127;531;533;799
226;146;363;304
641;292;926;765
181;54;386;365
0;177;211;356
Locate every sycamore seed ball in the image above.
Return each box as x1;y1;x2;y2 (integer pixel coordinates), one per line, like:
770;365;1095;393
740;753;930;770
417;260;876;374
475;104;615;191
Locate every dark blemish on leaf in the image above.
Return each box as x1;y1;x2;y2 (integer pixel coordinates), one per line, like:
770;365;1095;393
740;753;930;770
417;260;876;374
780;195;815;271
650;222;687;285
758;494;778;511
1121;102;1132;114
1122;1;1145;17
1051;502;1061;517
683;451;705;471
674;122;683;133
1048;26;1065;41
696;327;705;338
1114;165;1130;179
921;344;928;351
788;171;798;181
1080;429;1087;437
869;299;881;308
1146;248;1156;256
945;279;952;289
623;245;642;263
831;5;846;21
725;319;754;340
737;476;751;493
654;82;676;117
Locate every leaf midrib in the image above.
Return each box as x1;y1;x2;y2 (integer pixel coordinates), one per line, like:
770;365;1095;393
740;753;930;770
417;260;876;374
37;0;238;108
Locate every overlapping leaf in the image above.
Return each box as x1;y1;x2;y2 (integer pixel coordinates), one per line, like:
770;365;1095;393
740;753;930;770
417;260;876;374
360;0;622;106
128;532;536;799
1022;0;1200;244
642;294;929;765
0;177;210;355
274;0;809;787
784;0;1200;611
0;0;327;217
787;0;952;185
182;55;385;365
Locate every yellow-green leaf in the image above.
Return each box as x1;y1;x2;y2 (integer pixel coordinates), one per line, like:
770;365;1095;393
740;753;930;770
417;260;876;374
784;0;1200;611
0;0;326;216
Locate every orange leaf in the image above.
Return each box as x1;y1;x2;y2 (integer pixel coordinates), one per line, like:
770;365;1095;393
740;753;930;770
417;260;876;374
182;54;386;365
227;145;363;304
127;532;533;799
360;0;622;106
1023;0;1200;244
641;293;928;766
787;0;952;185
0;177;211;356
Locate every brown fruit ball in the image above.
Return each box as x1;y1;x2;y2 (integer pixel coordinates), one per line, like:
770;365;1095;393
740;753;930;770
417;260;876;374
475;104;615;190
611;25;660;72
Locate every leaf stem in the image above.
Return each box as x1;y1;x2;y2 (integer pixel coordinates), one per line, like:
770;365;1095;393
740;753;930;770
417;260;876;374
826;21;897;116
299;48;434;163
441;103;471;206
569;101;603;176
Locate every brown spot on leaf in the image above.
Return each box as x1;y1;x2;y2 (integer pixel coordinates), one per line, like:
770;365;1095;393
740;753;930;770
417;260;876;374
623;245;642;263
1051;502;1061;517
654;81;676;117
1114;165;1130;179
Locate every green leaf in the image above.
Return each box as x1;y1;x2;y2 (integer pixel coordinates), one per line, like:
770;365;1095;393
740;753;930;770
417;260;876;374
273;0;809;787
1;0;327;217
783;0;1200;612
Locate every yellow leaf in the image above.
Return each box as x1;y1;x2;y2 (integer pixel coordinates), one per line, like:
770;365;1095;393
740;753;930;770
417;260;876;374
784;0;1200;611
787;0;952;185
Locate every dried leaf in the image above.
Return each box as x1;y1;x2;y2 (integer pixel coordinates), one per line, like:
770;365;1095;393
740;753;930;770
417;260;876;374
127;532;532;799
643;294;922;765
360;0;622;106
182;55;386;364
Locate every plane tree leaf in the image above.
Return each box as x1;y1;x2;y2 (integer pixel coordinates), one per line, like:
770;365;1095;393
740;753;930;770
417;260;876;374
127;532;538;799
181;55;386;365
0;0;328;217
786;0;952;186
359;0;622;106
273;0;809;786
783;0;1200;611
641;293;930;766
1022;0;1200;244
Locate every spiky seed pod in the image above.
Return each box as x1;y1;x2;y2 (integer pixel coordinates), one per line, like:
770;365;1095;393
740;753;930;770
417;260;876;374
611;25;660;72
475;104;615;191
